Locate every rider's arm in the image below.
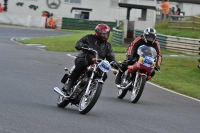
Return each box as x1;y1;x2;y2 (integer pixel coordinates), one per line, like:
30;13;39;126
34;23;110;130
105;42;116;62
126;36;143;61
75;34;91;50
154;40;162;67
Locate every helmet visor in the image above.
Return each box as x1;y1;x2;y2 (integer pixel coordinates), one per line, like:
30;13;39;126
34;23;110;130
145;34;155;42
98;30;110;40
96;29;110;41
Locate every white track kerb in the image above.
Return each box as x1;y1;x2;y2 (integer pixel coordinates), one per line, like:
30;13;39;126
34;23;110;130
11;38;200;103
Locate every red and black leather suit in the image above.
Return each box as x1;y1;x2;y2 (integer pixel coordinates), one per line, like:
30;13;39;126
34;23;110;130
115;35;162;84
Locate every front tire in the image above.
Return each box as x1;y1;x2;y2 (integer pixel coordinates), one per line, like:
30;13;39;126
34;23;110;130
57;89;70;108
79;82;102;114
117;73;128;99
131;75;146;103
117;89;128;99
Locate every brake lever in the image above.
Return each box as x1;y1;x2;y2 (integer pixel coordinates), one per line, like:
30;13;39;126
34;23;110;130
114;62;123;73
155;67;161;73
81;47;93;51
81;47;88;50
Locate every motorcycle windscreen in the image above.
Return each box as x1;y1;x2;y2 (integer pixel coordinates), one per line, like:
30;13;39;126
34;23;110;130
137;45;157;59
137;45;157;68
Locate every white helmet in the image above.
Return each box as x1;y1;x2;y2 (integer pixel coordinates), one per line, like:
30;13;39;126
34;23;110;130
143;27;157;44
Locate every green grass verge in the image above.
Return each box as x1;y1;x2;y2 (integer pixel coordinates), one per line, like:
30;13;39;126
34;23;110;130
18;29;193;55
152;58;200;99
155;20;200;39
18;29;200;100
18;30;127;53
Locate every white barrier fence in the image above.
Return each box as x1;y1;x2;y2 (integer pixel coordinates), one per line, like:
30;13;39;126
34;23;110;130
166;36;200;54
54;16;62;29
0;13;46;28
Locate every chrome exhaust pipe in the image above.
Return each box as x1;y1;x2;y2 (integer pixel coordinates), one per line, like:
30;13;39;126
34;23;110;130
116;82;132;90
54;87;70;99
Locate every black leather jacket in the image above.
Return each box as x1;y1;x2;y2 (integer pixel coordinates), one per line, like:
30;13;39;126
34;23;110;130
75;34;116;63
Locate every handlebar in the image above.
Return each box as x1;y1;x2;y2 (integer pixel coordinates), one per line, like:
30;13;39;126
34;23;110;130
110;61;123;72
81;47;99;60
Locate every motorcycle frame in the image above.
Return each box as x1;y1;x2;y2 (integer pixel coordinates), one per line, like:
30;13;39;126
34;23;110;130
80;47;104;96
127;61;155;88
128;62;154;75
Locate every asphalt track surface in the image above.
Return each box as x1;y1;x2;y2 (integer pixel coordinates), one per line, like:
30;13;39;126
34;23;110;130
0;25;200;133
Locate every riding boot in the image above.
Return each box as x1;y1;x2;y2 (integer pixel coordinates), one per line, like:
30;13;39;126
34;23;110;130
63;79;74;94
115;71;123;84
147;70;155;81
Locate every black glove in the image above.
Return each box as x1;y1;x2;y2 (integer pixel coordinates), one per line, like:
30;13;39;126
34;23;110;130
113;62;124;73
110;61;118;69
81;44;89;49
155;65;160;71
126;57;137;65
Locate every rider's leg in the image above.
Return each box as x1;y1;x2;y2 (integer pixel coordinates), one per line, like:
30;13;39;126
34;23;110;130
65;57;88;91
115;61;128;84
147;70;155;80
102;73;107;81
115;71;124;84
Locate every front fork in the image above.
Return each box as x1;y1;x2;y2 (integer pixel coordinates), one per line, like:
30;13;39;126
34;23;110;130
85;72;95;96
84;67;104;96
133;71;147;88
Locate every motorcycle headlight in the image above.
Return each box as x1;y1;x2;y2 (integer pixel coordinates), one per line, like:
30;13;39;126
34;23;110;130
98;60;111;73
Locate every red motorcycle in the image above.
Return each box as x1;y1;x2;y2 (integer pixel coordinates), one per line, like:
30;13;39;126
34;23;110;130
112;45;158;103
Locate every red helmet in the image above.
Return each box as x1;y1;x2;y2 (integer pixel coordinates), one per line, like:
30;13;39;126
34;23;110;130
95;24;110;42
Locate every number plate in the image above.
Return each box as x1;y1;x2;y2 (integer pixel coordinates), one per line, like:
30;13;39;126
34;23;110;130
99;60;111;72
142;56;154;68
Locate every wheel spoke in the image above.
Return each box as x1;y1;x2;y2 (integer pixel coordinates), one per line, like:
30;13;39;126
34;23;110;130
79;82;97;111
131;77;141;100
118;89;123;95
58;95;64;103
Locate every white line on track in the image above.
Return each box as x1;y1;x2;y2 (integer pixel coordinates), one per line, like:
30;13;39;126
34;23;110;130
66;53;200;103
11;37;46;51
11;37;23;45
37;48;45;51
67;54;76;58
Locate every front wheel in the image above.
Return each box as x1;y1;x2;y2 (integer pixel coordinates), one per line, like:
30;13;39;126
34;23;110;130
57;88;70;108
79;82;102;114
131;75;146;103
117;89;128;99
117;73;128;99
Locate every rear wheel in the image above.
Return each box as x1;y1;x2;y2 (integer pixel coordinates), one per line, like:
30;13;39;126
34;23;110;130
131;75;146;103
79;82;102;114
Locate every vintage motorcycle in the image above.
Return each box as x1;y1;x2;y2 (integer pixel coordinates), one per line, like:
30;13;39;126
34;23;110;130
54;47;112;114
112;45;158;103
